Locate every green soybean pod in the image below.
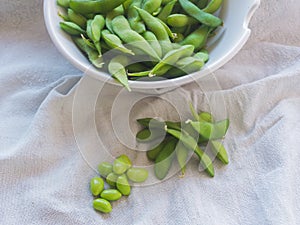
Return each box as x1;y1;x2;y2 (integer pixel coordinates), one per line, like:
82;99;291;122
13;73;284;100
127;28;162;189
203;0;223;14
194;50;209;63
93;198;112;213
162;0;173;4
154;138;177;180
157;0;177;22
142;31;163;58
60;21;85;36
69;0;127;14
102;29;134;55
98;162;113;177
73;37;104;68
136;128;166;142
166;14;197;27
188;120;213;140
128;0;146;34
67;8;87;29
212;119;230;139
128;71;151;77
105;5;124;34
127;168;148;182
166;128;214;177
174;33;184;43
57;0;69;8
123;0;134;11
90;177;104;196
100;189;122;201
108;55;131;91
175;141;190;176
210;140;229;164
135;7;172;55
116;174;131;195
179;0;222;27
146;138;169;161
176;56;204;70
150;45;194;76
142;0;162;14
111;16;160;61
136;118;181;130
157;18;177;40
180;25;210;50
106;173;119;187
126;62;150;73
199;111;213;122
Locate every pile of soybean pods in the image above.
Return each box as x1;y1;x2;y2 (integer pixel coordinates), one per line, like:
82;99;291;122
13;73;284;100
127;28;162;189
91;155;148;213
136;103;229;179
57;0;223;90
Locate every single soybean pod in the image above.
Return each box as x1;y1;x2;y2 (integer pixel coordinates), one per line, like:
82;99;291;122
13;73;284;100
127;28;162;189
210;140;229;164
179;0;222;27
105;5;124;34
108;55;131;91
180;25;210;50
157;0;177;22
157;18;177;40
175;141;190;176
166;14;197;27
136;117;181;130
146;138;169;161
197;0;208;9
199;111;213;122
154;138;178;180
166;128;214;177
194;50;209;63
128;71;151;77
67;8;87;29
128;0;146;33
142;0;162;14
135;7;172;55
93;198;112;213
69;0;127;14
111;16;160;61
136;128;166;142
150;45;194;76
142;31;163;58
101;29;134;55
73;37;104;68
60;21;85;36
203;0;223;14
116;174;131;195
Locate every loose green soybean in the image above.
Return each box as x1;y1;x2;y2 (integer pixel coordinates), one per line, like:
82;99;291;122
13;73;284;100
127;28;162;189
93;198;112;213
116;174;131;195
127;167;149;182
100;189;122;201
98;162;113;177
90;177;105;196
113;154;132;175
106;172;119;187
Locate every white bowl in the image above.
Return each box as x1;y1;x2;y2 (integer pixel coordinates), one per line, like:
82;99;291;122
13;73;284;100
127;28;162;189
44;0;260;93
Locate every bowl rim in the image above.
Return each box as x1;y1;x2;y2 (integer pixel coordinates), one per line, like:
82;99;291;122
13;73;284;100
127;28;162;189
44;0;260;90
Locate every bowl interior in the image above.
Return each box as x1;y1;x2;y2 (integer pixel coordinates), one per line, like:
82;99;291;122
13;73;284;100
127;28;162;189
44;0;260;93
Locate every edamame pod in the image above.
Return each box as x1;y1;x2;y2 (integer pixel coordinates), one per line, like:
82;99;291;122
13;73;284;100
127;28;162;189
154;138;177;180
175;141;190;176
197;0;208;9
157;0;177;22
90;177;104;196
136;128;166;142
150;45;194;76
108;55;131;91
100;189;122;201
210;140;229;164
142;0;162;14
111;16;160;61
165;128;214;177
203;0;223;14
128;0;146;33
142;31;163;58
146;138;169;161
57;0;69;8
88;15;105;55
180;25;210;50
136;117;181;130
93;198;112;213
102;30;134;55
98;162;113;177
70;0;127;14
166;14;197;27
60;21;85;36
67;8;87;29
199;112;213;122
127;168;148;182
179;0;222;27
116;174;131;195
194;50;209;63
105;5;124;33
73;37;104;68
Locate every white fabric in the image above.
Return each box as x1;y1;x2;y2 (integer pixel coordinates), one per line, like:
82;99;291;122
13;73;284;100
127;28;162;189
1;0;300;224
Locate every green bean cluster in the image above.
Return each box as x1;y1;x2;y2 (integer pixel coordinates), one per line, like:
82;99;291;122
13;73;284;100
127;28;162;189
136;103;229;179
90;155;148;213
57;0;223;90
